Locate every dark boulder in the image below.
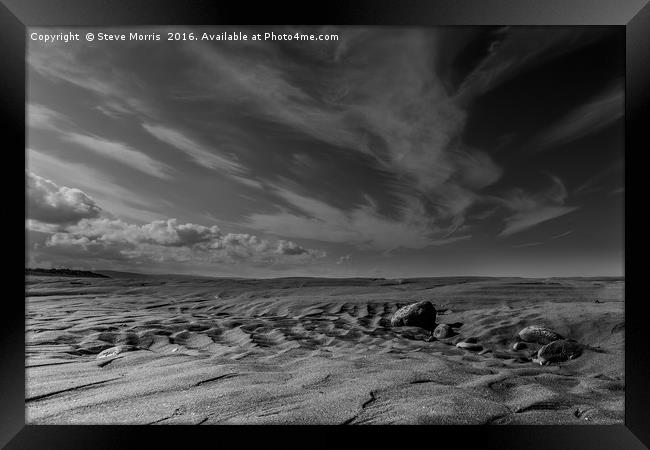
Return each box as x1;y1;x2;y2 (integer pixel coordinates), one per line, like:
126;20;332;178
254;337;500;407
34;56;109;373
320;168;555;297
390;301;437;330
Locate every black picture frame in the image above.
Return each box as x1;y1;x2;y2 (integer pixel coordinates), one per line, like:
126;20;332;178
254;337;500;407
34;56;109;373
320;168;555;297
3;0;648;448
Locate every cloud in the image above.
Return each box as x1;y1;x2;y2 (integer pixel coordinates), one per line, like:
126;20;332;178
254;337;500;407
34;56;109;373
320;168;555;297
512;242;544;248
501;206;577;237
28;103;69;132
246;186;470;251
28;149;166;223
62;132;173;180
457;28;608;100
574;159;624;196
27;172;102;226
43;217;325;266
528;81;624;152
511;229;573;248
28;102;173;181
498;176;578;237
141;122;261;188
28;38;153;117
26;175;326;269
550;230;573;240
142;123;243;173
184;29;502;227
336;254;351;265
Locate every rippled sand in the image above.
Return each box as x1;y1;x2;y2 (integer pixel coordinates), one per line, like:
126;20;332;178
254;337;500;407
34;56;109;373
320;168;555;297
25;275;624;424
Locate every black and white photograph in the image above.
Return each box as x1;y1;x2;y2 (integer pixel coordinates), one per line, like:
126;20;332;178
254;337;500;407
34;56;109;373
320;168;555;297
25;25;625;425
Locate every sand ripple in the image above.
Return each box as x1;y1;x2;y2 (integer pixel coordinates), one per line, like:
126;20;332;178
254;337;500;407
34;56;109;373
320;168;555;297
25;275;624;424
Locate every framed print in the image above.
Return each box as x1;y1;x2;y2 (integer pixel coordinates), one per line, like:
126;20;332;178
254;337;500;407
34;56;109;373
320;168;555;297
2;0;648;448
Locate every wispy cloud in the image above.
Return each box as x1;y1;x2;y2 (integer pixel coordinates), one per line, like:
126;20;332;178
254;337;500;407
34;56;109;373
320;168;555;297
29;102;173;180
512;229;573;248
501;206;577;237
183;29;504;241
28;38;153;117
28;103;70;132
574;159;624;196
512;241;544;248
142;123;243;173
141;122;261;188
63;132;173;180
498;176;578;237
457;28;608;100
246;186;470;251
550;230;573;240
528;81;624;152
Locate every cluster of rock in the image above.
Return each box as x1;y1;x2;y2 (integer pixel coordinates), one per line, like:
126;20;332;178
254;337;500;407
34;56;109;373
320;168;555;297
515;325;584;365
390;300;469;343
390;301;586;365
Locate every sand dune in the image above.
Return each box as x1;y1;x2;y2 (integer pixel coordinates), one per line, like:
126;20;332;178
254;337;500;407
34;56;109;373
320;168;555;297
25;275;624;424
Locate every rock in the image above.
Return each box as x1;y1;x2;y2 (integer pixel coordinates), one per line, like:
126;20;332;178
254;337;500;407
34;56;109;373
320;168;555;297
170;330;192;344
536;340;584;364
518;325;563;345
96;331;118;343
512;342;527;351
77;339;114;355
115;332;139;346
187;322;210;331
456;341;483;351
135;331;155;349
433;323;452;339
390;301;436;330
96;345;133;359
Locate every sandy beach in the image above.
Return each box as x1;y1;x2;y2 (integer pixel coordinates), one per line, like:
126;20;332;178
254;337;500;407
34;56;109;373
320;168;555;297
25;274;624;425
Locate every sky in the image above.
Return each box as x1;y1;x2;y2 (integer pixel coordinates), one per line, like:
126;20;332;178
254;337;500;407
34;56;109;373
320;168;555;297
26;26;625;278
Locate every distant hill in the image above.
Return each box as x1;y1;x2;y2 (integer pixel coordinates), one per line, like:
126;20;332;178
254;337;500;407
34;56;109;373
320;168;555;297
94;270;155;279
26;268;111;278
